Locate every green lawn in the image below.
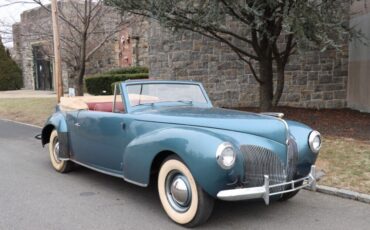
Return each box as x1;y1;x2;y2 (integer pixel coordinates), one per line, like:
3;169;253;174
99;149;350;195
316;137;370;194
0;98;56;127
0;97;369;194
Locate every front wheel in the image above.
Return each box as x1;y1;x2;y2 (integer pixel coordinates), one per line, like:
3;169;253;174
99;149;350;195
278;189;300;201
157;156;214;227
48;130;73;173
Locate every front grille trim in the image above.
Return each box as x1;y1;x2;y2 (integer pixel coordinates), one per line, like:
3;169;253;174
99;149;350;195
241;145;287;192
241;137;299;193
286;137;298;181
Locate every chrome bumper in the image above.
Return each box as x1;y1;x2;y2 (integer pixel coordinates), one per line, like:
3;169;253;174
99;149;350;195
217;165;317;205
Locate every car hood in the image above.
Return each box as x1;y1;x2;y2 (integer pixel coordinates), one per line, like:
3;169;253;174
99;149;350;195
133;107;288;144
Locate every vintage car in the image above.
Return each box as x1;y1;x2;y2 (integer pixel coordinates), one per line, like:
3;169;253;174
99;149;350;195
40;80;321;227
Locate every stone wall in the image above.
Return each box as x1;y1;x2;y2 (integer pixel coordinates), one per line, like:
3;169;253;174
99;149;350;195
13;1;149;91
13;4;61;90
148;20;349;109
131;18;150;67
13;1;350;109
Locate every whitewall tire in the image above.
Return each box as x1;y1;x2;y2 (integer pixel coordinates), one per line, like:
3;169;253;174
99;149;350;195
158;156;214;227
48;130;73;173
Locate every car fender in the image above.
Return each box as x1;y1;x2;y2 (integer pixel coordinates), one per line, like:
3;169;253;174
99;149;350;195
122;127;244;197
286;120;318;176
41;110;70;159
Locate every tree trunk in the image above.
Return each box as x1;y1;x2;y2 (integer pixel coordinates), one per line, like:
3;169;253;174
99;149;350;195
74;68;85;96
68;67;85;96
272;60;284;106
258;59;274;112
74;32;87;96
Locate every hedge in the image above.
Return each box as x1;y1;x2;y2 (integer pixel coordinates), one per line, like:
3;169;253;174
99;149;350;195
106;66;148;75
85;73;148;95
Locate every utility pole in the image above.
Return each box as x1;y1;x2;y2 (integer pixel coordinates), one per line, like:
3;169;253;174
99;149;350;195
51;0;63;102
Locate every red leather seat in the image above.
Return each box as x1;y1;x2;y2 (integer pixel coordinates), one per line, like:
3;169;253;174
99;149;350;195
87;102;124;112
86;102;98;110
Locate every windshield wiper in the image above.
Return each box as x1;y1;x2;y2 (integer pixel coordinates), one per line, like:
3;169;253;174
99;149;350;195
175;100;193;105
135;102;154;107
134;100;193;107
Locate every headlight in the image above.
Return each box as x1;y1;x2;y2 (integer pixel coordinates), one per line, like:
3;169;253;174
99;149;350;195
308;130;322;153
216;142;236;169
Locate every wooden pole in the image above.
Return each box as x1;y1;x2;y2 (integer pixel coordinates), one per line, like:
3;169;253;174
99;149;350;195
51;0;63;102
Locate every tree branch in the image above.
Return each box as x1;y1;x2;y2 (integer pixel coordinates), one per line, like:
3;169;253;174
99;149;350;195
32;0;82;33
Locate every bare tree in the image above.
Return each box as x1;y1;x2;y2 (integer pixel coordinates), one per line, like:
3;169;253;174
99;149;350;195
0;1;48;47
29;0;131;95
0;20;13;45
0;1;36;8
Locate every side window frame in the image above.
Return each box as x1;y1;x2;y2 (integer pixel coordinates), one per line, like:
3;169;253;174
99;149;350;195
113;83;124;113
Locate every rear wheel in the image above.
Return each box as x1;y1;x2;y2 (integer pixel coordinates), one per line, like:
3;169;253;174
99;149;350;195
48;130;73;173
157;156;214;227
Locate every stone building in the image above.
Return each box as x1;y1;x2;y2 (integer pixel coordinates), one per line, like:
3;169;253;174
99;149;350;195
147;3;369;112
12;1;370;112
12;0;149;91
148;23;348;109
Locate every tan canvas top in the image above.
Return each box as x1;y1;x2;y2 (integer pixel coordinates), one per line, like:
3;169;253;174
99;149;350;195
59;94;158;112
59;96;117;112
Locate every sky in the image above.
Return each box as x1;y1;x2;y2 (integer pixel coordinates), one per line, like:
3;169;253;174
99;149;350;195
0;0;49;47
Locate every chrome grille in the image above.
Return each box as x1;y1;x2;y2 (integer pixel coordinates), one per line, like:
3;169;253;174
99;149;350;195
241;145;287;192
286;137;298;181
241;137;299;193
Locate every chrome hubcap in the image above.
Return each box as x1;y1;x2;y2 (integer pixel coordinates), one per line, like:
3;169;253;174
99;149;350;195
171;177;190;206
165;171;191;212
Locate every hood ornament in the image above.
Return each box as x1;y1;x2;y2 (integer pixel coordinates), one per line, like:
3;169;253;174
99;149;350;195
260;112;284;119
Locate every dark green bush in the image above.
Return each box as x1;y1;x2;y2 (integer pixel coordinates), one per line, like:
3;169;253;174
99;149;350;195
0;42;23;91
106;66;148;75
85;73;148;95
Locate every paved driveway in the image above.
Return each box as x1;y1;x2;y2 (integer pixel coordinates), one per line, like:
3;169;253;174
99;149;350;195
0;119;369;230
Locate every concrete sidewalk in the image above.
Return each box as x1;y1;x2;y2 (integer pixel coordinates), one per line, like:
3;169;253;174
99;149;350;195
0;89;57;98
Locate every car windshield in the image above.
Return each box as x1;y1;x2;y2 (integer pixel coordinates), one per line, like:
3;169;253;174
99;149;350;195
126;83;208;107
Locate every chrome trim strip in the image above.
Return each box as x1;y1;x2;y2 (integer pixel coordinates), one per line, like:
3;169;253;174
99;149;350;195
58;157;70;161
70;159;124;178
69;159;148;187
122;177;148;187
278;118;290;145
70;159;148;187
259;112;289;144
259;113;293;186
217;165;317;204
113;83;117;113
269;176;307;188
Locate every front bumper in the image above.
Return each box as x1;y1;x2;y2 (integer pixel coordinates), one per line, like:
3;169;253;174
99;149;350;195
217;165;317;205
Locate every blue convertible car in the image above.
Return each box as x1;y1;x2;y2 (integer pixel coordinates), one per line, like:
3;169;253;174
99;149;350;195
41;80;321;227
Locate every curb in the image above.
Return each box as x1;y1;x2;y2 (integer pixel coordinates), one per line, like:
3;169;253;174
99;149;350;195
306;185;370;204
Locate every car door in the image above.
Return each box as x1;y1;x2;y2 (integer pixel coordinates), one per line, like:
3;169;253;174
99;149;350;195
68;87;128;174
72;110;128;173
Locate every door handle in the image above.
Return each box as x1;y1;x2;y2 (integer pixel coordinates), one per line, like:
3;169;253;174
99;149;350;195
121;122;126;130
75;123;80;127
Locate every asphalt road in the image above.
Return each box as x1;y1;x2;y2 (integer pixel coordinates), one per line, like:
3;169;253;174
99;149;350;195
0;119;369;230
